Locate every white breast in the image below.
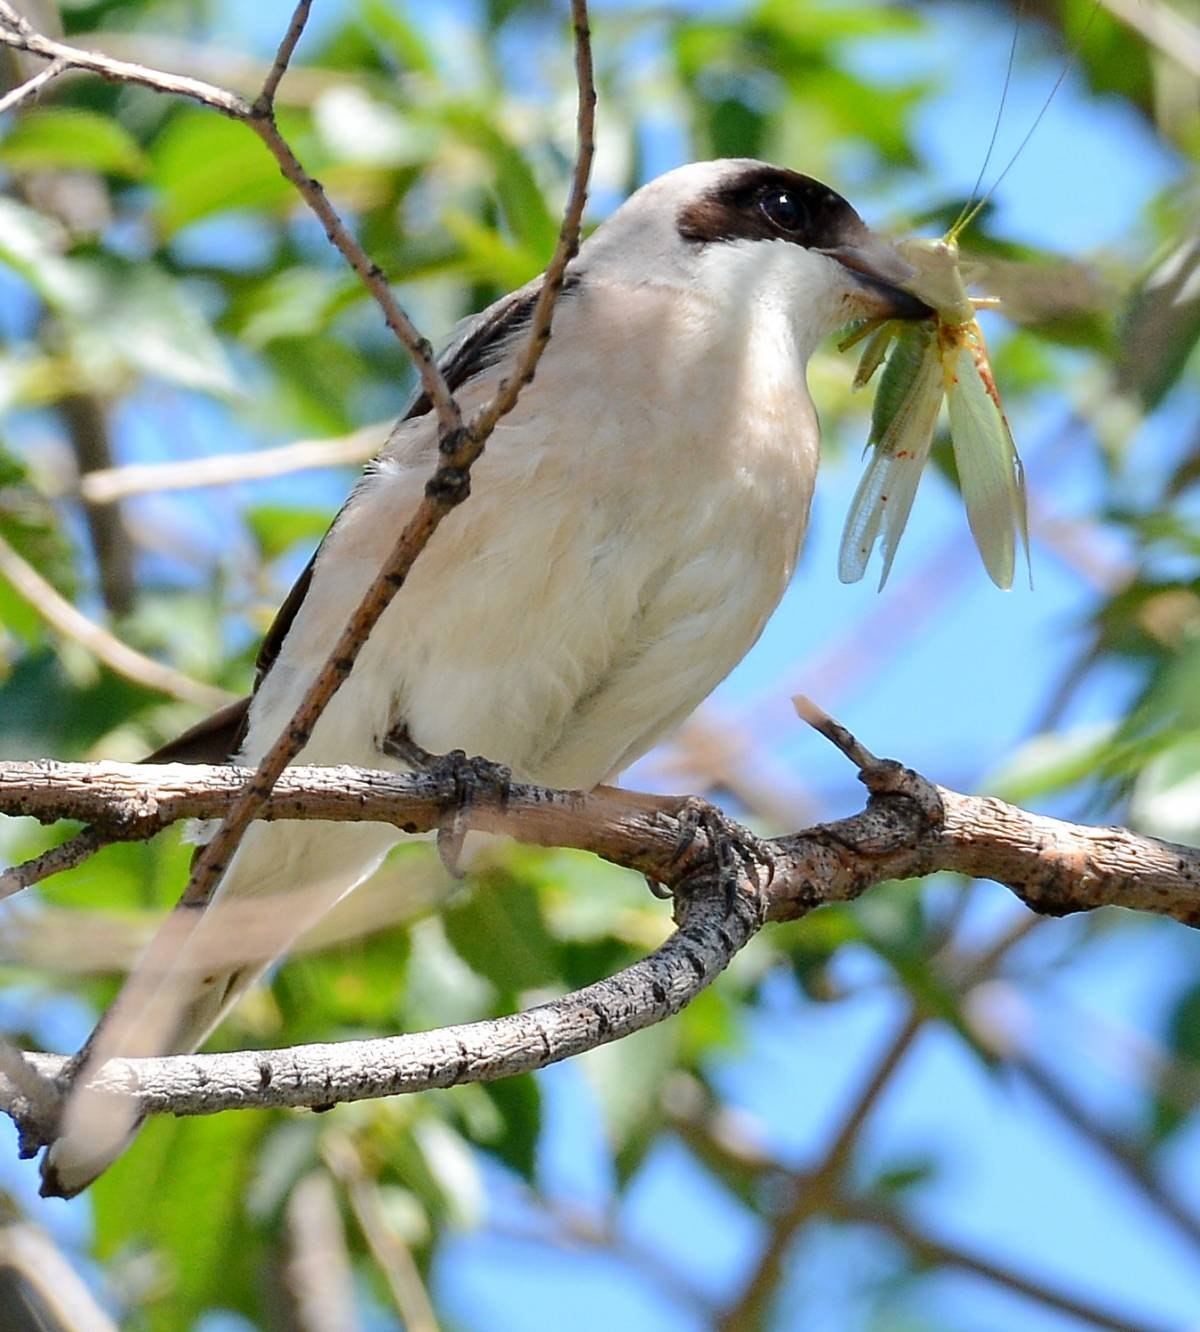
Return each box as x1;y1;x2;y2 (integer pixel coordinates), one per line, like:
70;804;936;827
240;261;821;792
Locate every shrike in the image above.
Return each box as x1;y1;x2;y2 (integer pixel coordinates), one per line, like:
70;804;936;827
42;158;929;1196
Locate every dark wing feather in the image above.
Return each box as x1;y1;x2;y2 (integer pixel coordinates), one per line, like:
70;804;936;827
146;277;578;763
144;696;252;764
250;277;575;687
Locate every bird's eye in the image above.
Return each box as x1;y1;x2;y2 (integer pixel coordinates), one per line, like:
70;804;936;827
759;188;806;234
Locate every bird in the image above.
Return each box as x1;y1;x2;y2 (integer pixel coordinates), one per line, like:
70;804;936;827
40;157;930;1197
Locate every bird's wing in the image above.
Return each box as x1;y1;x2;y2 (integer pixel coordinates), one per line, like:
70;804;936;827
155;275;575;764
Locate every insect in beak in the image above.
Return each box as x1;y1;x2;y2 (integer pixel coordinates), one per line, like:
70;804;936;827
821;238;935;322
837;233;1031;592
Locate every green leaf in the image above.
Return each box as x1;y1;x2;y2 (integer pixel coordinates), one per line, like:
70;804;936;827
1116;236;1200;410
0;108;149;178
246;504;332;561
66;260;237;396
358;0;437;73
91;1109;271;1329
442;868;560;995
150;109;297;236
439;107;559;258
0;197;88;309
476;1075;542;1181
234;267;358;348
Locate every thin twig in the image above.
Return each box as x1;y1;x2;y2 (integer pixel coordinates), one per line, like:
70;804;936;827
0;2;461;438
169;0;593;950
78;424;386;504
58;393;136;618
793;694;880;770
0;1221;118;1332
0;530;233;709
1016;1053;1200;1256
0;54;64;113
0;827;106;900
714;912;1085;1330
323;1135;441;1332
462;0;595;443
716;1013;923;1330
255;0;312;113
0;3;247;114
284;1170;363;1332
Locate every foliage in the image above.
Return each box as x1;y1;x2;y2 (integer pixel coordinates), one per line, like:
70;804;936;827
1;1;1199;1330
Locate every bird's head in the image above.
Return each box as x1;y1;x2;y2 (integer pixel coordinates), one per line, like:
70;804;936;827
582;159;930;360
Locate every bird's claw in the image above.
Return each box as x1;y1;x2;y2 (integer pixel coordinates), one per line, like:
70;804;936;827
382;725;511;876
663;796;774;924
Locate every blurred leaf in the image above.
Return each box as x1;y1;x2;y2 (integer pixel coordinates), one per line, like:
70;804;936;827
0;197;85;308
443;867;560;995
91;1110;271;1329
1116;234;1200;410
989;724;1119;803
66;261;238;396
358;0;438;74
0;108;149;177
246;504;331;561
150;109;297;236
1149;981;1200;1141
440;106;559;257
233;266;358;347
476;1075;541;1181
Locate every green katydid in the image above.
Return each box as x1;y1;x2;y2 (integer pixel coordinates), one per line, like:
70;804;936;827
837;3;1095;591
837;232;1029;590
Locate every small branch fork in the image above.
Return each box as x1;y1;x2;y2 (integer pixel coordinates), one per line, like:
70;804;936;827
3;698;1200;1149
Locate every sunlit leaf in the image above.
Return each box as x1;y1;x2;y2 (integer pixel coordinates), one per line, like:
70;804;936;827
0;108;149;178
150;109;297;236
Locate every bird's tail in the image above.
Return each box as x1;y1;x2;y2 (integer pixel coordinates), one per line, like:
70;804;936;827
40;818;398;1198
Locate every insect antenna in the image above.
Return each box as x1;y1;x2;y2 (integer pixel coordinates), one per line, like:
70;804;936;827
949;0;1025;239
950;0;1102;244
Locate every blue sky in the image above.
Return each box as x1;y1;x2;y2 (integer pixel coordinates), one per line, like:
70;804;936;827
4;1;1200;1329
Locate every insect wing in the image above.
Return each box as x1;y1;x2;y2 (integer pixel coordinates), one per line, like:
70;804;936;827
944;326;1030;589
851;319;900;389
839;321;943;589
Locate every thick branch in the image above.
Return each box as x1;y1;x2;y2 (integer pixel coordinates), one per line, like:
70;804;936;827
1;755;1199;926
2;876;757;1142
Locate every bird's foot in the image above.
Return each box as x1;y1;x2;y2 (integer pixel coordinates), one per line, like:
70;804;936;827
382;724;511;876
659;796;774;925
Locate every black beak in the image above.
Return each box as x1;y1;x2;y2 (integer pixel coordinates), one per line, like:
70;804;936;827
819;238;934;321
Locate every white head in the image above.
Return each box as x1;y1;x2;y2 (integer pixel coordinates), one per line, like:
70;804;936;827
580;158;929;359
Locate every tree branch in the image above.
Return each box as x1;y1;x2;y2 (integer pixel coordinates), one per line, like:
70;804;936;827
1;748;1198;925
76;423;387;504
0;0;459;436
2;695;1199;1153
2;872;758;1152
0;2;596;1095
836;1193;1172;1332
0;52;63;112
0;531;234;710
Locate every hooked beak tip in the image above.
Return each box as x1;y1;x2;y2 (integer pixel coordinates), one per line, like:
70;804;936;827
821;240;934;322
852;273;933;321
